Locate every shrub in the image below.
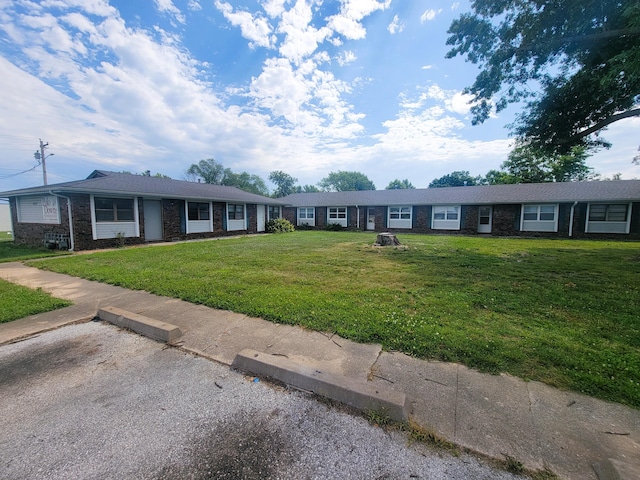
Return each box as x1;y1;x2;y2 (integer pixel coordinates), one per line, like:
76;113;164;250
325;223;344;231
296;223;314;231
266;218;295;233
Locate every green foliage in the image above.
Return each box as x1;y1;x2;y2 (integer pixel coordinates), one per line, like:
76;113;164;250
0;242;68;263
446;0;640;155
503;144;596;183
298;184;320;193
186;158;268;196
296;222;315;230
0;280;71;323
386;179;415;190
325;223;344;231
186;158;225;184
269;171;298;198
265;218;295;233
429;170;479;188
481;169;516;185
34;233;640;407
318;171;376;191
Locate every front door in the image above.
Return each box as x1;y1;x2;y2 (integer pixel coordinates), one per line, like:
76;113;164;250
478;206;492;233
367;208;376;230
257;205;265;232
143;200;163;241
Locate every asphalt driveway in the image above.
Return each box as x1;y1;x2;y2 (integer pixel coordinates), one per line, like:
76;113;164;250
0;321;523;480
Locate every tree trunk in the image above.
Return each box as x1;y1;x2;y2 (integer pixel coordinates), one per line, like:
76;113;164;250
375;233;401;246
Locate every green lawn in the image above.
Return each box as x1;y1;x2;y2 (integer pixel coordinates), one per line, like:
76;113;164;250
0;240;69;263
33;232;640;407
0;279;72;324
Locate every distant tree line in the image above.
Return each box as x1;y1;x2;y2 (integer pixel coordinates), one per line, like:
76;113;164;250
176;146;620;197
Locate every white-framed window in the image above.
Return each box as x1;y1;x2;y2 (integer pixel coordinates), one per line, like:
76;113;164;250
432;205;461;230
227;204;246;231
188;202;210;221
268;205;281;221
298;207;315;226
388;206;412;229
17;195;60;224
521;204;558;232
90;195;139;240
328;207;348;227
186;201;213;234
586;203;632;234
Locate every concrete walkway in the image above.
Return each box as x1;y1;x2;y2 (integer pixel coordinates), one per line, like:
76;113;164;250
1;261;638;480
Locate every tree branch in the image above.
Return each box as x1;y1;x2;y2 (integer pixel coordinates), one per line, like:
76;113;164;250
567;108;640;142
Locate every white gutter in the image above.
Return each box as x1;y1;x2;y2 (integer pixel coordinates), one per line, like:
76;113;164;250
356;205;360;229
568;201;578;238
49;191;75;251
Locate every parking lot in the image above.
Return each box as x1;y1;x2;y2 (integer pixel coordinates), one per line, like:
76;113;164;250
0;322;523;479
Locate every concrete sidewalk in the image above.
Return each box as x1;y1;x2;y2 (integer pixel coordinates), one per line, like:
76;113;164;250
1;261;638;480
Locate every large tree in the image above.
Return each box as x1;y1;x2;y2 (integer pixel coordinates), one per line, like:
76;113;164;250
269;171;298;197
318;171;376;191
429;171;479;188
446;0;640;155
386;179;415;190
186;158;268;195
186;158;225;184
502;144;596;183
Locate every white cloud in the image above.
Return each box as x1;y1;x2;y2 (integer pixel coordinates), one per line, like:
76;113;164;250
451;2;460;10
327;0;391;40
277;0;331;64
215;1;275;48
388;14;404;34
261;0;288;18
187;0;202;11
420;9;442;23
336;50;356;66
421;64;433;70
155;0;186;24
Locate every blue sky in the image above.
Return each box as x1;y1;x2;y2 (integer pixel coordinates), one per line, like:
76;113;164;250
1;0;638;193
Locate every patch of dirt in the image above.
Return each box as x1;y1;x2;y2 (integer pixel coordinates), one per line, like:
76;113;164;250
156;409;295;480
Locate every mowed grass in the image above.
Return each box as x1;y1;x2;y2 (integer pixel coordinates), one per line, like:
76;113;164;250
33;232;640;407
0;241;69;263
0;279;72;324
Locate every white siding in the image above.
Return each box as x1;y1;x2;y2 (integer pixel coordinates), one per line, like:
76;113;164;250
95;222;137;240
188;220;211;233
227;219;246;231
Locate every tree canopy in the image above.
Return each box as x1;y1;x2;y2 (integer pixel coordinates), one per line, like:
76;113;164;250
186;158;268;196
386;179;415;190
502;145;596;183
269;170;298;198
446;0;640;155
429;171;479;188
318;171;376;191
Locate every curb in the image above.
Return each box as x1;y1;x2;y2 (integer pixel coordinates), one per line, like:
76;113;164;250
98;307;183;343
232;348;410;422
593;458;640;480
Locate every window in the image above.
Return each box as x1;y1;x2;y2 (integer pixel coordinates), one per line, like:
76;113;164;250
433;206;459;221
94;197;134;222
588;204;628;222
523;205;555;222
17;196;60;224
228;204;244;220
521;204;557;232
188;202;210;221
388;206;412;229
586;203;631;234
299;207;314;219
328;207;347;220
268;206;281;221
432;205;461;230
389;206;411;220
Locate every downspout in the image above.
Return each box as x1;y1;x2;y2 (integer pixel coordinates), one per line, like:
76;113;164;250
568;201;578;238
49;191;75;251
356;205;359;230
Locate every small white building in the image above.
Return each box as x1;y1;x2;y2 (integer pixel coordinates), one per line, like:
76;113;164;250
0;203;12;233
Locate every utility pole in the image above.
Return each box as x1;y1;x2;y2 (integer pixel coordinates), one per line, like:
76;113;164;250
34;139;54;185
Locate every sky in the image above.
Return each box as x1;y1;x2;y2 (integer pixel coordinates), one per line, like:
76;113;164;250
0;0;638;194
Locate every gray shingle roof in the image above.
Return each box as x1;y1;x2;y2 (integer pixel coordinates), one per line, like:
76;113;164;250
282;180;640;207
0;170;285;205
